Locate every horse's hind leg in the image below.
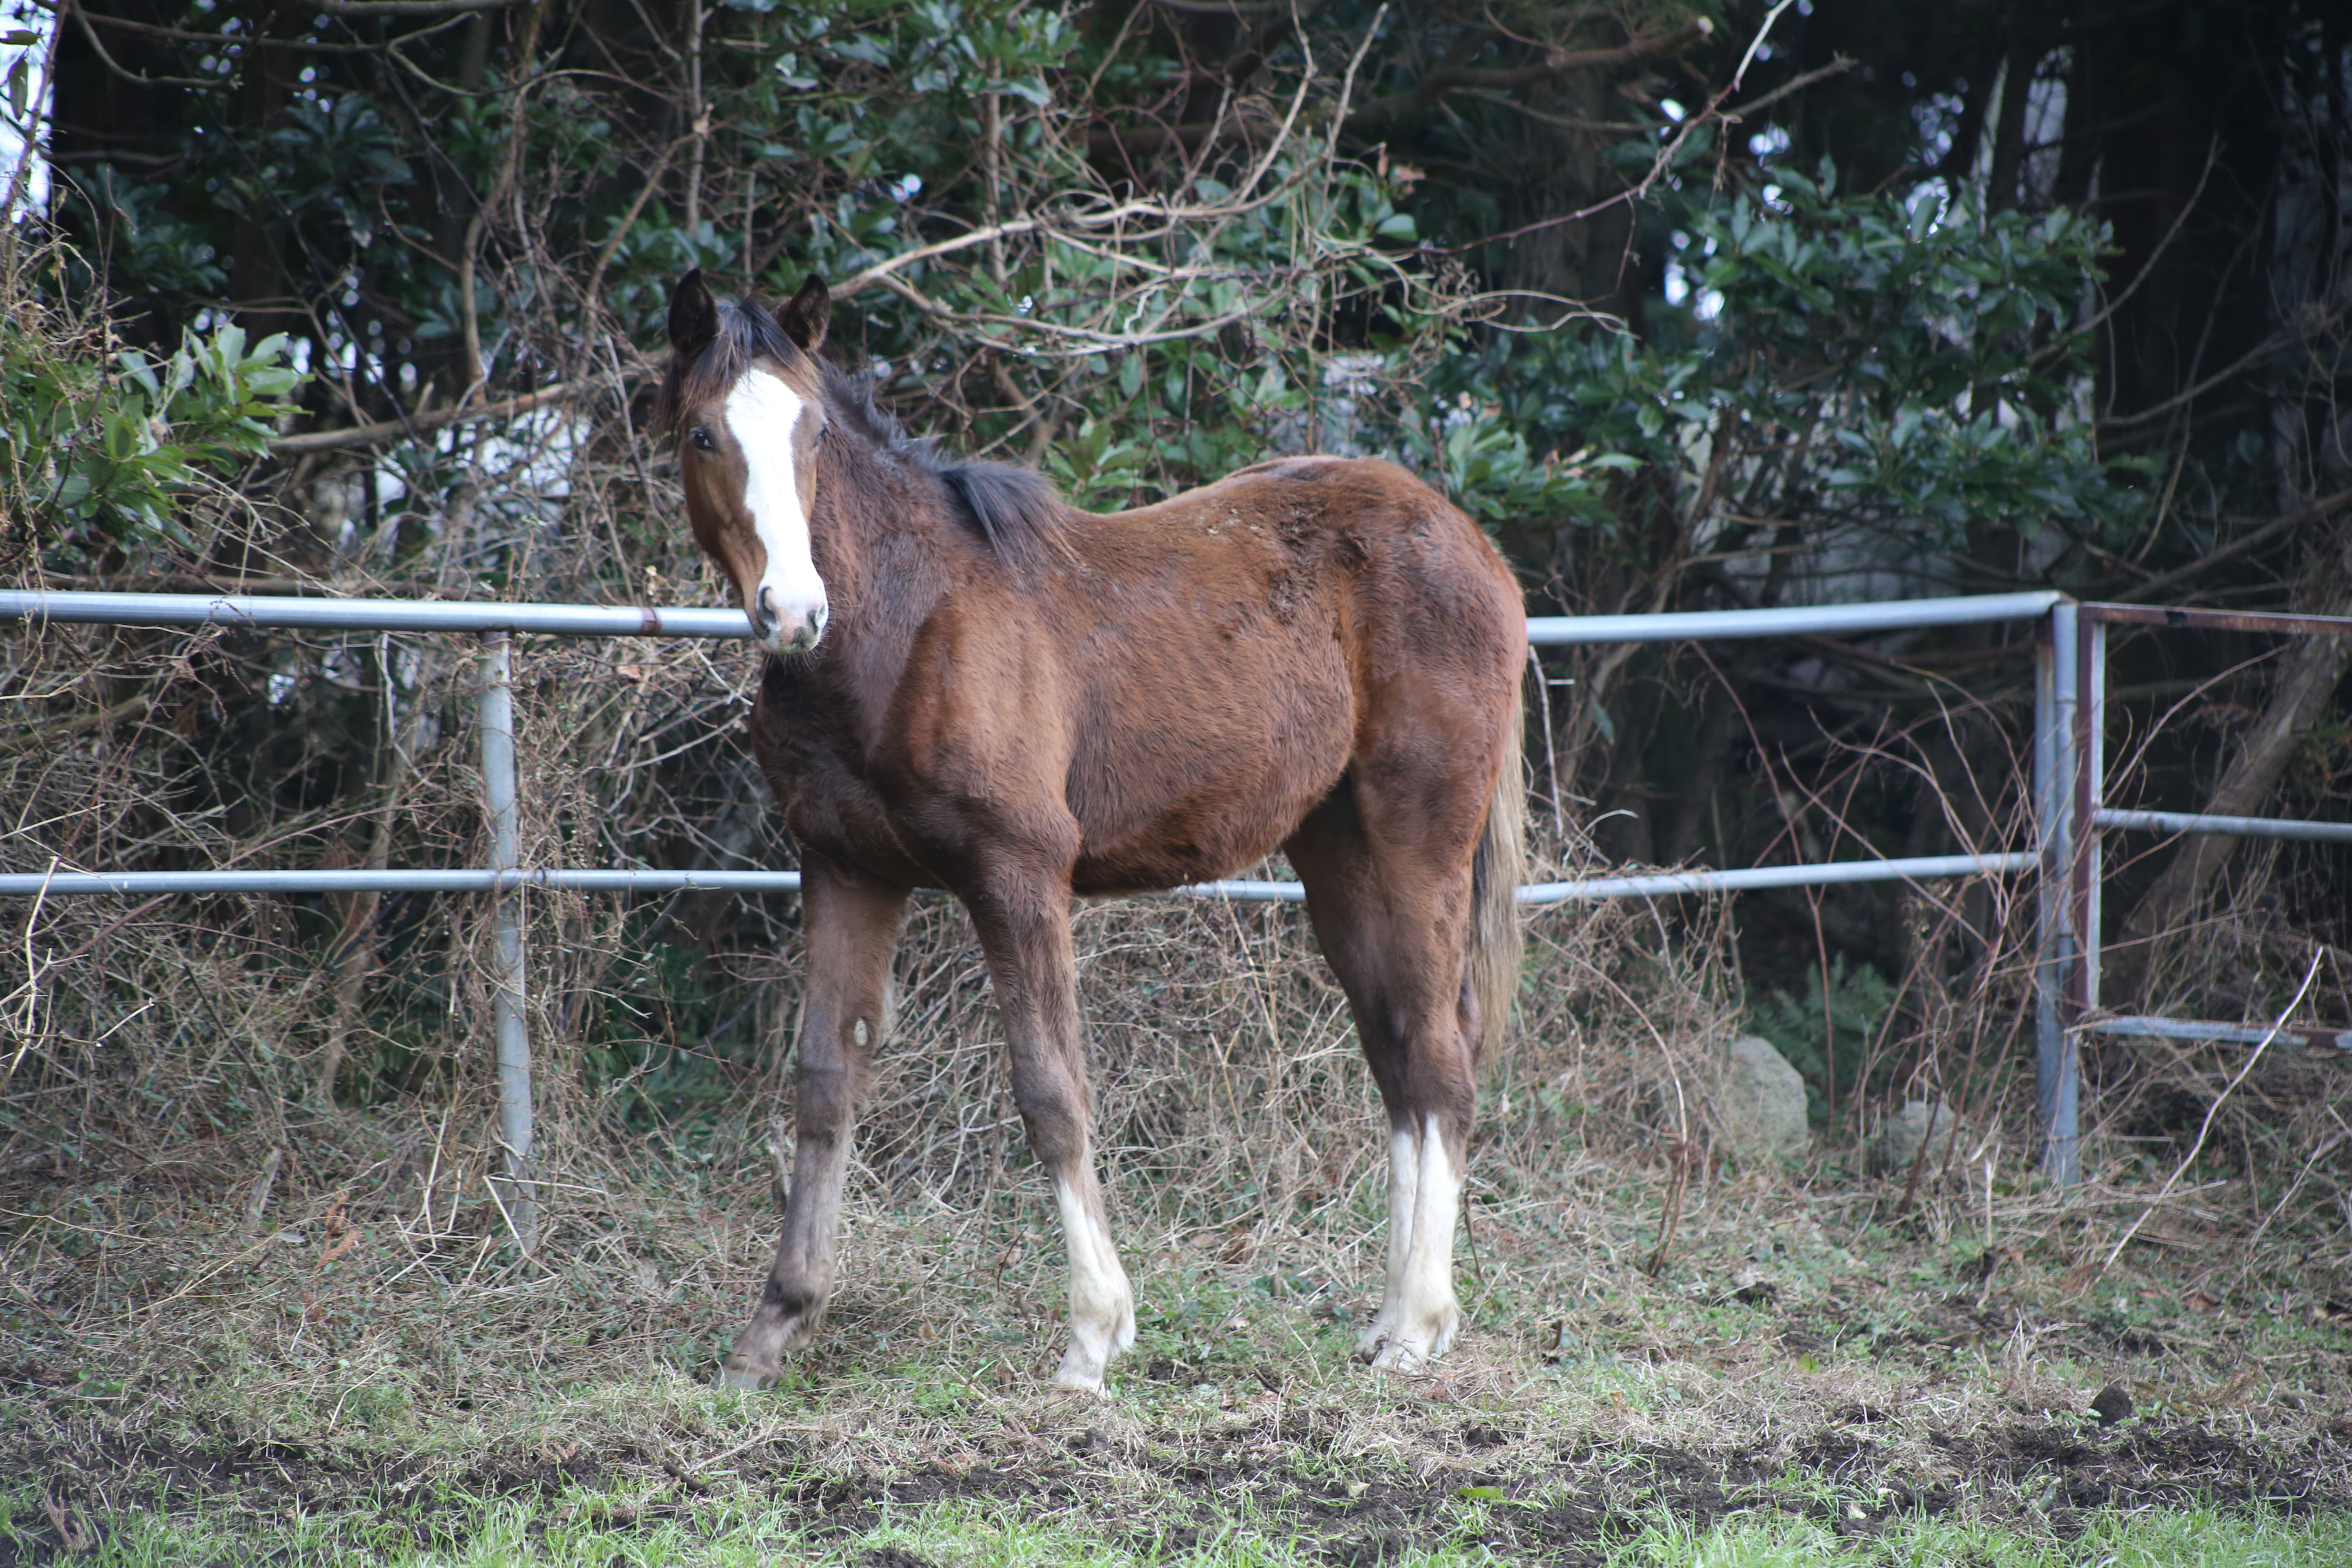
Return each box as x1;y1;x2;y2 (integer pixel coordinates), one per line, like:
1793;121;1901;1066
962;858;1135;1393
1287;784;1483;1371
720;854;908;1390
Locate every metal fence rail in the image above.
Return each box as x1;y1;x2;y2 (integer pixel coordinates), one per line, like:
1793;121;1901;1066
4;587;2064;644
1517;851;2038;903
0;588;751;639
9;584;2350;1204
0;850;2047;903
2040;600;2352;1163
1523;589;2062;645
0;586;2059;913
2093;807;2352;845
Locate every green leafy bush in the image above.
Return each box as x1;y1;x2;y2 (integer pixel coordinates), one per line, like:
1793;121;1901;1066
1434;162;2149;584
2;305;303;568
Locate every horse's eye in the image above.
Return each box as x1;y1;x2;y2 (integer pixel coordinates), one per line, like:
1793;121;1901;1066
690;428;716;453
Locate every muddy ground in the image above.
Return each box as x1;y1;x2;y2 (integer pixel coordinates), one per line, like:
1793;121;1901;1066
7;1314;2350;1566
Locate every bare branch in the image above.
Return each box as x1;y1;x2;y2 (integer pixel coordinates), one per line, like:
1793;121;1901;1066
65;0;220;91
834;220;1047;300
1146;0;1284;16
77;11;402;52
1720;56;1858;120
315;0;533;15
1342;18;1712;141
2116;487;2352;604
1086;16;1715;164
267;379;597;457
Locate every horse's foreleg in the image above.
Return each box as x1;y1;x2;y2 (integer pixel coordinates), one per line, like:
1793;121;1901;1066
719;858;906;1390
968;871;1135;1394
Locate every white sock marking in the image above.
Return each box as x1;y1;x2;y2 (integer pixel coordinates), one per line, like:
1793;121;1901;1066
1399;1112;1462;1342
1367;1114;1463;1365
1385;1125;1419;1302
1051;1172;1133;1387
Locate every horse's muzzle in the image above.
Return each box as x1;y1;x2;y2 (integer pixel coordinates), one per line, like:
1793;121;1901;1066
754;586;828;654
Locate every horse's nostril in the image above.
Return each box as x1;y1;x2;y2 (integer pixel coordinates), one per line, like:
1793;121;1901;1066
753;586;779;636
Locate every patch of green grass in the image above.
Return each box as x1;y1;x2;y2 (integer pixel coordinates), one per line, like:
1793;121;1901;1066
10;1099;2352;1568
11;1470;2352;1568
1620;1506;2352;1567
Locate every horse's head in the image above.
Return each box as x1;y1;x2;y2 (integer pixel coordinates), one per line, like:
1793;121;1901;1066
664;270;834;655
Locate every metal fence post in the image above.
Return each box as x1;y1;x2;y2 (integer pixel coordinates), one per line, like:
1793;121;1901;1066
477;631;537;1250
2034;603;2081;1185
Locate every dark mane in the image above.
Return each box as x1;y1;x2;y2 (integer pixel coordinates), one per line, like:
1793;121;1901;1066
816;358;1069;573
660;294;1067;572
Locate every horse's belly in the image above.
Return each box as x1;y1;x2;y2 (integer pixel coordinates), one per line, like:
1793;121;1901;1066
1065;680;1354;895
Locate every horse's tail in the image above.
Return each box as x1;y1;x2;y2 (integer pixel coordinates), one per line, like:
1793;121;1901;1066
1466;668;1528;1066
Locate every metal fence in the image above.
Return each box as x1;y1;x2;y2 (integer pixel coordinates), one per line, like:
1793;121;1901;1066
5;584;2348;1219
2039;602;2352;1125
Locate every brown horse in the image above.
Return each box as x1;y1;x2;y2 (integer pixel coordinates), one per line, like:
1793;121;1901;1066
662;269;1526;1393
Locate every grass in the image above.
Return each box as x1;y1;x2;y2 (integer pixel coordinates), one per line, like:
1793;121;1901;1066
5;1136;2350;1566
6;817;2350;1564
7;1457;2351;1566
1618;1508;2352;1567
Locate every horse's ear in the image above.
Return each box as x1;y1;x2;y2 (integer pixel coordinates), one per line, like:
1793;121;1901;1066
668;270;718;359
776;275;829;354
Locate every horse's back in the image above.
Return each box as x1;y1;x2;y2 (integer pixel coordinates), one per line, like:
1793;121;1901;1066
1112;454;1522;679
1036;457;1519;892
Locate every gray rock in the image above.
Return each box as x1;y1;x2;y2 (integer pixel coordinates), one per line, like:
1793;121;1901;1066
1869;1099;1967;1177
1720;1035;1811;1162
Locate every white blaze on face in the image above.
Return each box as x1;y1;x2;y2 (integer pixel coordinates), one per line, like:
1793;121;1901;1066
723;369;829;654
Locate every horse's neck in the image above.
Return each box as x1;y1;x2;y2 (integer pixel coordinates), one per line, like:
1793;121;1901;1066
808;454;958;664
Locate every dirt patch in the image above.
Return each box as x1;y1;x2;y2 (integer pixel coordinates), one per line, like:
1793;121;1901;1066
6;1411;2348;1566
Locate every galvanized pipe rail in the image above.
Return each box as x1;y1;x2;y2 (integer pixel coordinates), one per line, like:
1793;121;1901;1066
2093;807;2352;845
0;588;752;639
5;586;2064;641
0;586;2060;916
2046;601;2352;1169
10;584;2349;1196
